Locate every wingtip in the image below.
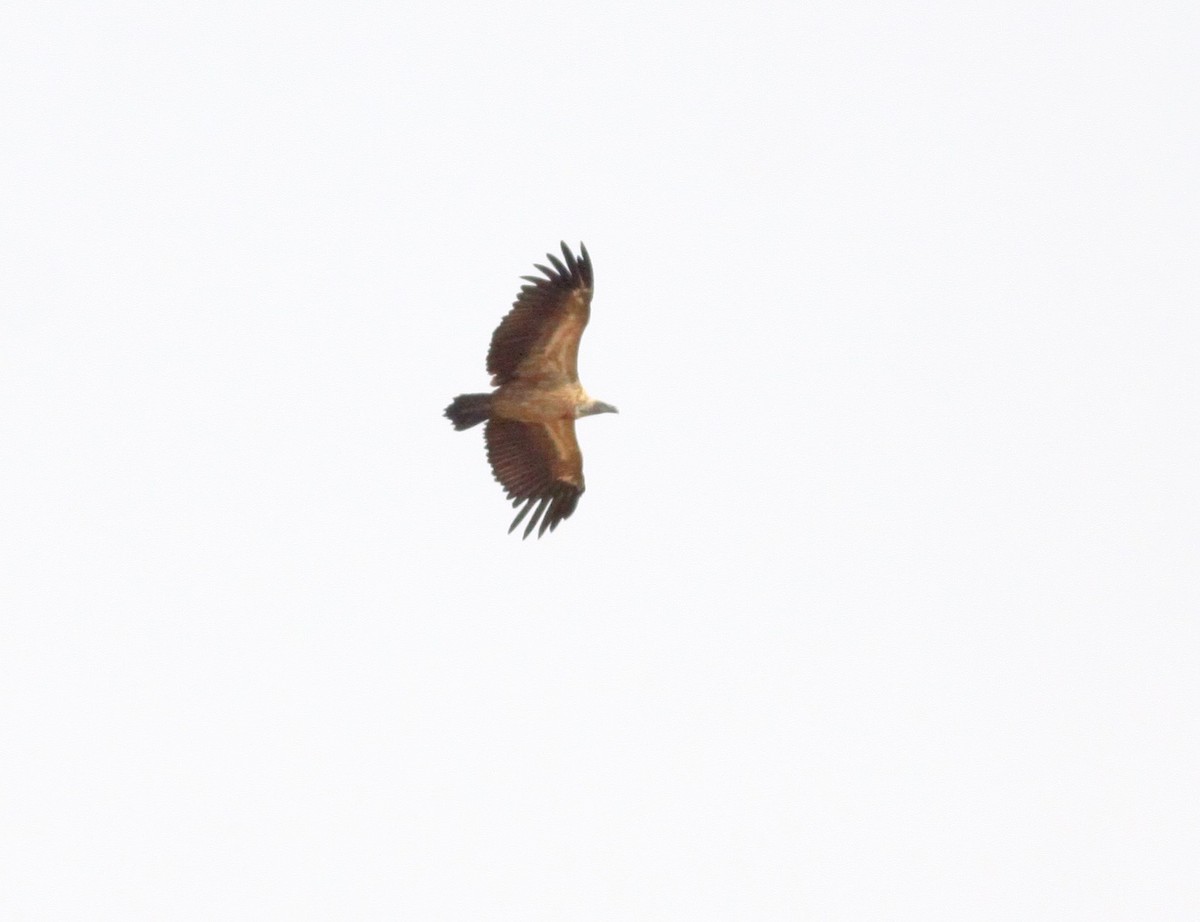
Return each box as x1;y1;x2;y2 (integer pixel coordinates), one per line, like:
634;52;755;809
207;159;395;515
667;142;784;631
528;242;591;288
525;496;550;539
559;240;577;277
545;252;568;279
508;496;535;534
577;241;592;286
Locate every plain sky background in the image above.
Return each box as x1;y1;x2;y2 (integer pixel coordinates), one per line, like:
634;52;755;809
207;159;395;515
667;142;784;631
2;1;1197;918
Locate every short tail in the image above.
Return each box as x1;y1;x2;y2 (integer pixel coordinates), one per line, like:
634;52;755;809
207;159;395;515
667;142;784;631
444;393;492;430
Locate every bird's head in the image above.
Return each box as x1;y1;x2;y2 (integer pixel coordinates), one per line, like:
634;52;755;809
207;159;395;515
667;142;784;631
579;398;619;418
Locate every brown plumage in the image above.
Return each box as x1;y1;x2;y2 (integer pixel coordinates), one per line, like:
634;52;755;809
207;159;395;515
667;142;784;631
444;242;617;538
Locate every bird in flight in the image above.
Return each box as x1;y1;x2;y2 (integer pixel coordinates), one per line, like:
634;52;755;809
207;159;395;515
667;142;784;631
445;241;617;538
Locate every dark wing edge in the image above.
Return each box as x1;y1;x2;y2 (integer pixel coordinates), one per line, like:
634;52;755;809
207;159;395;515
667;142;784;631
486;242;593;385
484;418;585;539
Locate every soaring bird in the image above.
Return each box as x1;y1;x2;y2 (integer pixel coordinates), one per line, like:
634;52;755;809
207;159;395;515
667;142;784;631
444;242;617;538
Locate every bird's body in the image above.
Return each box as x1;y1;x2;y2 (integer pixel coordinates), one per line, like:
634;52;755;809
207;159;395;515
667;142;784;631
444;242;617;538
491;381;585;423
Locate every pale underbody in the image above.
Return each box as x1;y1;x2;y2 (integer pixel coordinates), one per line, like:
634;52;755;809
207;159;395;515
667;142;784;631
492;382;597;423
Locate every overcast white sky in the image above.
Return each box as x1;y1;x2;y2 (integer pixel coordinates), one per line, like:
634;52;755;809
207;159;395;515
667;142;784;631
2;1;1197;918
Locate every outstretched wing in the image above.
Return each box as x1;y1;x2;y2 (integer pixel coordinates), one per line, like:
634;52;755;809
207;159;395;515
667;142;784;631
487;242;593;387
485;417;585;538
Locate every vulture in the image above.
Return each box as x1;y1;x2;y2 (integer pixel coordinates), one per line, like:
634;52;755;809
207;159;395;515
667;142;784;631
444;241;617;538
